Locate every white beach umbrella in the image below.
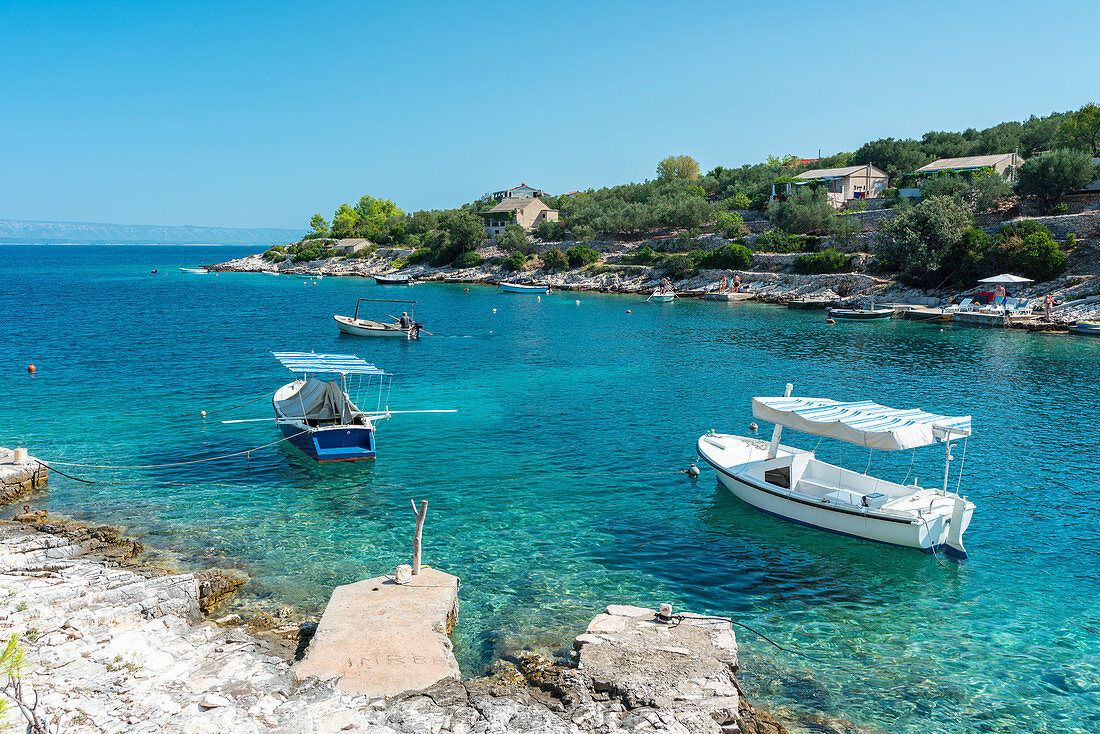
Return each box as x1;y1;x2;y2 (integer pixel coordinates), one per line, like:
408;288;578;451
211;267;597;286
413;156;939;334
978;274;1034;284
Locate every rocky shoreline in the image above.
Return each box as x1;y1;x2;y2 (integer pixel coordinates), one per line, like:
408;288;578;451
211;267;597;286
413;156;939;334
0;517;862;733
212;237;1100;325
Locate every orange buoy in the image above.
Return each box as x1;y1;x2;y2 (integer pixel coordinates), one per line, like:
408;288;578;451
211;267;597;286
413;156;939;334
464;288;469;292
27;364;36;373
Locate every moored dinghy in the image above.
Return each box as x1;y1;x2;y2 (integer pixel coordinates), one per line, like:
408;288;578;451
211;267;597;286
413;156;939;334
696;385;975;557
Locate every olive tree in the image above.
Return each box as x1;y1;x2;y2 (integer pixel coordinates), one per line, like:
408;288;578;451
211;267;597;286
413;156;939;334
875;196;973;285
1015;149;1098;211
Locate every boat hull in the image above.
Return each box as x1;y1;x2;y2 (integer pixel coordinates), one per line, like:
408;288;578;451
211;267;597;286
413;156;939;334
696;436;972;556
500;283;548;293
334;315;417;338
649;293;675;302
704;292;753;301
279;421;376;462
179;268;208;274
1069;322;1100;336
827;308;894;320
374;276;413;285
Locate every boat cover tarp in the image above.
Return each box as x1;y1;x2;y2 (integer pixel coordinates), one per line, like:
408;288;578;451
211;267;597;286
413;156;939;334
273;352;387;375
275;378;364;424
752;397;971;451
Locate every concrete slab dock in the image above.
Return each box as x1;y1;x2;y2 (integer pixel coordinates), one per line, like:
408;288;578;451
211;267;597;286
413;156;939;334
294;567;460;698
1;448;48;506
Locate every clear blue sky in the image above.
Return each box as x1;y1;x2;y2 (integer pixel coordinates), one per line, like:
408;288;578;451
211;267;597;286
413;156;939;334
1;0;1096;229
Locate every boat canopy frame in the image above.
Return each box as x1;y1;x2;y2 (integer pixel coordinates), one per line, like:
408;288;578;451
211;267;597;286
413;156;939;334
352;298;416;321
753;395;972;452
272;351;392;415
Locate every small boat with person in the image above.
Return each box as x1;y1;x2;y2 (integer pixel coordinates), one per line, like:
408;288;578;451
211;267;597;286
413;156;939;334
268;351;455;462
647;279;676;302
696;384;975;557
334;298;424;339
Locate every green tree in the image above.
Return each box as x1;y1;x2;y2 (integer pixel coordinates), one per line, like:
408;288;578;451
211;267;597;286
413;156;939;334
793;249;853;274
355;195;403;229
565;245;600;267
533;218;565;241
723;193;751;210
971;171;1013;212
503;250;526;271
715;211;748;239
767;187;836;234
851;138;931;180
498;224;531;254
308;213;329;238
1015;148;1097;211
1057;103;1100;156
541;247;567;270
330;203;359;239
875;196;974;285
656;155;700;180
440;210;486;253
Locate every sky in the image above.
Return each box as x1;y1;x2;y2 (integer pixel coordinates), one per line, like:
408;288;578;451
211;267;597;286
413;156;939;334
1;0;1097;229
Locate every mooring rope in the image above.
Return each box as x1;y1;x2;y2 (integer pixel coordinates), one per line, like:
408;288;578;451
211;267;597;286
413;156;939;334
40;430;310;470
184;389;278;418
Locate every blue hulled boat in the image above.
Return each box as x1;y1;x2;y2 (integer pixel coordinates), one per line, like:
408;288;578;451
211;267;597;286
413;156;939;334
271;352;390;462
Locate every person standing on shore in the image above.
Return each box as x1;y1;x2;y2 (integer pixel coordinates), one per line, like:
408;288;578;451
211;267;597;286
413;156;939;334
1044;293;1055;319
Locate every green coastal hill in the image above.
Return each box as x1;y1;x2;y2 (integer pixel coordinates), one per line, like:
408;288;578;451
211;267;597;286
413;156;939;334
0;218;305;246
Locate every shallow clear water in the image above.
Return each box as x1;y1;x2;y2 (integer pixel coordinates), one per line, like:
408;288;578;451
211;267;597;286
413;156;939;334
2;245;1099;733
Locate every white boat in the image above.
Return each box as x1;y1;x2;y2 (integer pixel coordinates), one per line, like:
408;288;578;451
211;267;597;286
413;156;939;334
500;281;549;293
827;307;894;320
647;287;676;302
179;267;208;274
334;298;422;339
696;385;975;557
704;291;753;302
262;271;282;276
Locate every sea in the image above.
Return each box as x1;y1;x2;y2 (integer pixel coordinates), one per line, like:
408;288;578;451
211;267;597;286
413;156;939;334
2;244;1098;733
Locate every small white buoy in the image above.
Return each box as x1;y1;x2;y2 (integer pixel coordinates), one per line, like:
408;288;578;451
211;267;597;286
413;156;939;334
687;463;700;479
575;300;580;305
492;308;497;313
749;422;758;432
201;410;207;417
537;296;541;301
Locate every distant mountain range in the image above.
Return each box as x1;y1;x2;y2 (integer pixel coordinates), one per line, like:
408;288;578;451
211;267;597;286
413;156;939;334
0;219;305;245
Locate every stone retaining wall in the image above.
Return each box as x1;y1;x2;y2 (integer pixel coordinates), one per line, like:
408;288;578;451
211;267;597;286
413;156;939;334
983;211;1100;239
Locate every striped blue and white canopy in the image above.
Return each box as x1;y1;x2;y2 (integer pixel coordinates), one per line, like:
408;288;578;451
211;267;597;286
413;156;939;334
272;352;388;376
752;397;972;451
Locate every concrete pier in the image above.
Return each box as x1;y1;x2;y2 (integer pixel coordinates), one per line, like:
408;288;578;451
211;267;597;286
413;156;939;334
0;447;48;506
294;567;461;698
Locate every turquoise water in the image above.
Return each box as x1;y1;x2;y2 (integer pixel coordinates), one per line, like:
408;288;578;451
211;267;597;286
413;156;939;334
3;245;1099;732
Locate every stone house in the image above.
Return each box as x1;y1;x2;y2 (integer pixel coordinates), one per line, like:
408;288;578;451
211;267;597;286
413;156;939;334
915;152;1021;180
482;198;560;240
333;239;372;255
491;183;547;201
790;164;890;209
